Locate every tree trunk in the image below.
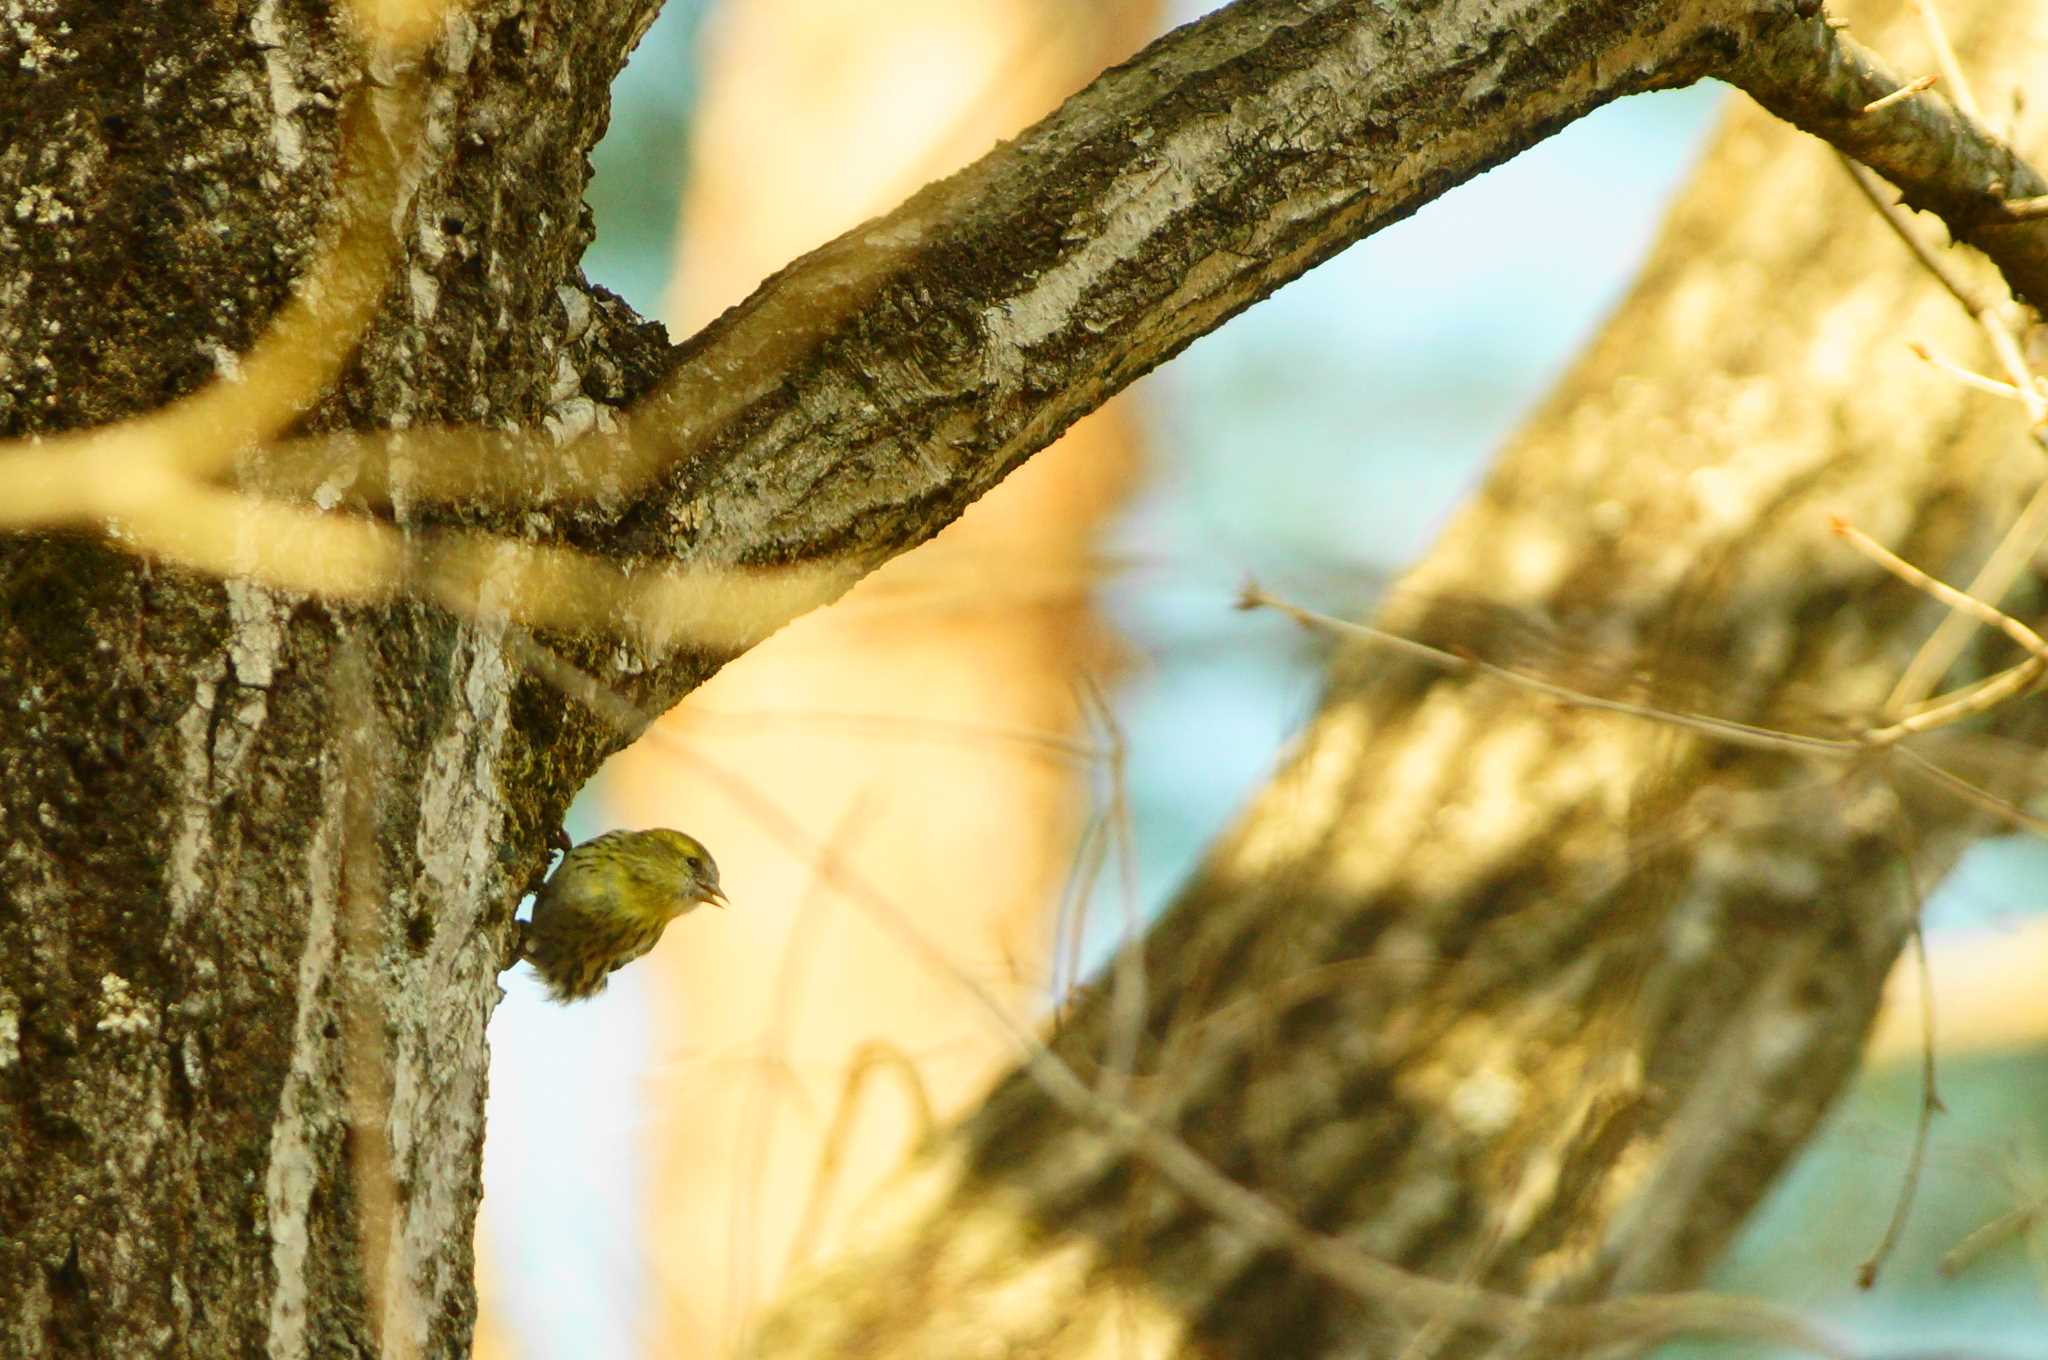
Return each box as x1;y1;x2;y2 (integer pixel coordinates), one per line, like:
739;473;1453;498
2;0;2039;1356
2;3;674;1355
749;1;2048;1356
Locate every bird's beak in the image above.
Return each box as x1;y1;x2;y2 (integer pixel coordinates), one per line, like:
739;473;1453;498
702;885;729;909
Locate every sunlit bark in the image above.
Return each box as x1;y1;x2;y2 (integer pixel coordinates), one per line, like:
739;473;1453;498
5;1;2040;1356
750;1;2048;1355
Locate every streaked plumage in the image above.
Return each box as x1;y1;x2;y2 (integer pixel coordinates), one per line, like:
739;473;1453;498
523;828;726;1002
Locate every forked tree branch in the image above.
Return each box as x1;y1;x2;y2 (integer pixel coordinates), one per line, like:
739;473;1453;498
7;0;2048;1355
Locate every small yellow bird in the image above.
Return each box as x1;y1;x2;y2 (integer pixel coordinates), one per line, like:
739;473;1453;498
521;828;728;1002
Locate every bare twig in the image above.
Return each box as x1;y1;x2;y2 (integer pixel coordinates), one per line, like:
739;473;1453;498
1908;0;1978;121
1731;14;2048;313
1078;677;1147;1109
1049;809;1111;1012
1940;1193;2048;1277
1868;653;2048;746
1861;74;1937;115
1238;581;1859;758
1831;108;2048;773
1830;514;2048;750
508;628;1852;1358
1817;11;2048;725
1836;158;2045;433
1241;576;2048;840
1988;194;2048;222
1830;517;2048;663
1906;342;2031;402
1862;390;2048;727
1855;813;1942;1290
1886;743;2048;838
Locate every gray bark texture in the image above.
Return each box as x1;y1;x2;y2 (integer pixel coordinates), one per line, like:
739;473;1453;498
0;0;2040;1358
2;3;674;1356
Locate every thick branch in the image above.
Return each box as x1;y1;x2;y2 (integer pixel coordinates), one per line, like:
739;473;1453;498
595;0;1773;613
10;0;1792;698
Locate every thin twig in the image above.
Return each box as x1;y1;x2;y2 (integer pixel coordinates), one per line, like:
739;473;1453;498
1731;16;2048;312
1836;156;2042;427
1989;194;2048;222
683;705;1101;765
1939;1194;2048;1277
725;804;868;1352
1908;0;1978;121
1906;342;2029;402
1856;811;1942;1290
1838;156;1976;297
1079;676;1148;1109
1830;517;2048;662
1886;481;2048;713
1241;577;2048;840
1888;743;2048;838
1822;20;2048;727
1865;652;2047;745
1237;582;1858;758
1861;74;1937;115
1049;810;1110;1013
507;628;1852;1358
1831;513;2048;748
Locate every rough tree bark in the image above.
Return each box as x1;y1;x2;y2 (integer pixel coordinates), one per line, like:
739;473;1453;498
2;4;678;1355
1;2;2040;1359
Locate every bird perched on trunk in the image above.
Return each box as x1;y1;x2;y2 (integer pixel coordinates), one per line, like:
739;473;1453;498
519;828;728;1002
